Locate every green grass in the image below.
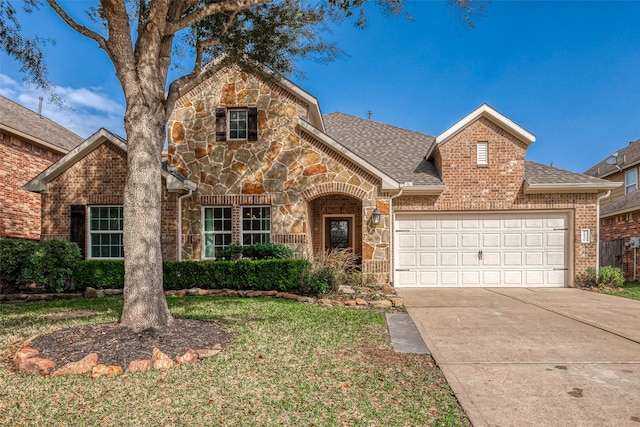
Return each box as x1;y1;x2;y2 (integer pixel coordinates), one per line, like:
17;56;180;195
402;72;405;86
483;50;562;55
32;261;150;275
603;281;640;301
0;296;470;427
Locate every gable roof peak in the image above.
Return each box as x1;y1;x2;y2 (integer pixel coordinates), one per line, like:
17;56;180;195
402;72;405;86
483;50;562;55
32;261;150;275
427;104;536;159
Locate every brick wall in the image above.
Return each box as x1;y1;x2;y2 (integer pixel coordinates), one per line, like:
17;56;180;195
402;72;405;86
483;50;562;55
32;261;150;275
41;141;180;260
0;130;62;240
601;213;640;279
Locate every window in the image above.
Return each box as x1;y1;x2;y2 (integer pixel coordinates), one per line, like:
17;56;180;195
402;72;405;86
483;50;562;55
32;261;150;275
477;142;488;165
202;207;233;259
242;206;271;245
626;169;637;194
215;107;258;141
89;206;123;259
228;109;247;140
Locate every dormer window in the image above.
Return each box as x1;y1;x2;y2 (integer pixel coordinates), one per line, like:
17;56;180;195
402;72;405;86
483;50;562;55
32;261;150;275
477;142;488;166
215;107;258;142
625;169;637;194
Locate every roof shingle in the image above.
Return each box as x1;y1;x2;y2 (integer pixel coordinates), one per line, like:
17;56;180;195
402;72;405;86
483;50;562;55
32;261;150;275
0;95;83;152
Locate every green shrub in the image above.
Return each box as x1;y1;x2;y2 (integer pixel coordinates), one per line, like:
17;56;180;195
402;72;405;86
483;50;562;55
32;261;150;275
30;240;82;293
220;243;294;260
300;249;360;296
0;238;38;292
73;260;125;290
598;265;625;287
578;266;625;288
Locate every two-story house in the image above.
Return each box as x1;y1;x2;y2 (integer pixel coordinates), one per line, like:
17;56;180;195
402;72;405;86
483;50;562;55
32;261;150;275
25;66;618;287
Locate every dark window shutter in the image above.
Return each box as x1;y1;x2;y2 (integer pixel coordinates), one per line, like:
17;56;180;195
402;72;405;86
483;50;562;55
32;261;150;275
70;205;86;259
216;108;226;141
247;107;258;141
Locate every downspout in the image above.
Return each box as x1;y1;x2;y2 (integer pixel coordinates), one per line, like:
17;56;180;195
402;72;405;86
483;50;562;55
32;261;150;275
388;184;405;287
595;190;611;277
177;190;193;261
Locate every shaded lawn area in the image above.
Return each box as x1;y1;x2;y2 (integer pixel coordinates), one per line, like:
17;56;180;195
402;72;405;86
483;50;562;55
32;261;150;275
0;296;469;426
603;281;640;301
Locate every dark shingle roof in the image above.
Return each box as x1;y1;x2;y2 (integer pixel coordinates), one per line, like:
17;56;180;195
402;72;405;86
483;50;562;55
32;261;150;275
323;112;442;186
0;95;83;152
584;138;640;177
601;190;640;216
524;160;617;186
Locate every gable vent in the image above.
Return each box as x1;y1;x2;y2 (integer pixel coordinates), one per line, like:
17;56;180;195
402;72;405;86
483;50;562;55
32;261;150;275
477;142;488;165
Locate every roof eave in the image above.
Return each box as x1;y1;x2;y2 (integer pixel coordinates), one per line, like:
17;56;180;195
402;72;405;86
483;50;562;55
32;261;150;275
400;185;446;195
524;181;622;194
0;123;71;155
601;205;640;218
23;128;126;193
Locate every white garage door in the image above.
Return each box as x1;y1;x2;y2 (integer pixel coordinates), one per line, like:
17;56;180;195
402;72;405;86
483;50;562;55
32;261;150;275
394;212;569;287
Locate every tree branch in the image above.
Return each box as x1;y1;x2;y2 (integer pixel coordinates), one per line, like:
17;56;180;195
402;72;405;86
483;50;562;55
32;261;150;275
46;0;108;50
165;0;269;35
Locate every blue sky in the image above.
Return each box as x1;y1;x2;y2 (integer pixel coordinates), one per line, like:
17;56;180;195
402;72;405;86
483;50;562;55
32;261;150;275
1;1;639;173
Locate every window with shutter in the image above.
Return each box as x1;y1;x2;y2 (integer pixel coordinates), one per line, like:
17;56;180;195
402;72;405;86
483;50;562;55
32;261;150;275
215;107;259;142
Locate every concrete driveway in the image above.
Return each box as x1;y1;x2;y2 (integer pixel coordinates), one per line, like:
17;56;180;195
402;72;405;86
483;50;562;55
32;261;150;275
397;288;640;427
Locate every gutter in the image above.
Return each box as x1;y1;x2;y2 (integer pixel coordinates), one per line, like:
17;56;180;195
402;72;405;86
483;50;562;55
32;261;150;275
388;184;406;287
177;190;193;261
595;190;612;276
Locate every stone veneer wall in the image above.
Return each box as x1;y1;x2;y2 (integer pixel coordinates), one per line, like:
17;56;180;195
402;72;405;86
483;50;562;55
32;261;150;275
1;130;62;240
41;142;180;260
167;67;389;283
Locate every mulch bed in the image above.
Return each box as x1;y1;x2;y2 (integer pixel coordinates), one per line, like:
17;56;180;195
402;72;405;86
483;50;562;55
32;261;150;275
28;318;231;368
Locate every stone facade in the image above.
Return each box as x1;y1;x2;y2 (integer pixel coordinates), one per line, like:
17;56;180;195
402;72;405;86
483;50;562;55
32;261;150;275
41;141;180;260
0;130;62;240
168;67;385;281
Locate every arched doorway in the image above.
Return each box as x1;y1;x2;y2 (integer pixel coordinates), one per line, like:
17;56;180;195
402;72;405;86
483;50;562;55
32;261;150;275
308;195;362;261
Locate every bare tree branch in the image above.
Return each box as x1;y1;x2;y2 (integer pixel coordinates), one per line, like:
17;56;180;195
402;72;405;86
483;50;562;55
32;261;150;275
46;0;108;50
165;0;269;35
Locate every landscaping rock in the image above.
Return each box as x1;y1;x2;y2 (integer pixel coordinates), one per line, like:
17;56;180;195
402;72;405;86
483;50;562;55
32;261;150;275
276;292;298;300
388;297;404;308
355;298;368;306
187;288;201;296
369;300;393;309
197;289;211;296
84;287;98;298
296;296;315;304
317;298;333;307
344;300;357;306
152;348;175;369
338;285;356;295
262;290;277;297
92;363;124;378
380;283;394;294
226;290;239;297
176;349;199;365
103;289;123;296
14;346;39;369
53;293;82;299
5;293;28;301
52;353;98;377
20;357;56;376
127;360;152;372
196;344;222;359
175;289;188;297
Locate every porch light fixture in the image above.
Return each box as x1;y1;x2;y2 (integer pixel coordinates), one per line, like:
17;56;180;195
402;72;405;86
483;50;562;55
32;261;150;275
371;208;381;225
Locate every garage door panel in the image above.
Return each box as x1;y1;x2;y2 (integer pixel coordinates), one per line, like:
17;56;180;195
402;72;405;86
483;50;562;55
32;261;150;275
395;212;569;288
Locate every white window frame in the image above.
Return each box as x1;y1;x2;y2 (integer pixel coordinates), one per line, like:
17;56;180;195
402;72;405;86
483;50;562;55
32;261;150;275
228;109;248;140
477;142;488;165
241;206;271;245
626;169;637;194
88;205;124;259
202;206;233;260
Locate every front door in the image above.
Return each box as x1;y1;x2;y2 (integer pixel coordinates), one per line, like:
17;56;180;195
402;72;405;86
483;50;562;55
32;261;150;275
324;217;353;251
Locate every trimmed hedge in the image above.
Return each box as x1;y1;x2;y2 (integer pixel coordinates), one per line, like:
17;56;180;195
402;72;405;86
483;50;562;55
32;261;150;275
73;259;309;293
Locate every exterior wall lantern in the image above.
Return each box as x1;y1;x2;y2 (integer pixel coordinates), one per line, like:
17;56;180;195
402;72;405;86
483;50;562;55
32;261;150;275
371;208;381;225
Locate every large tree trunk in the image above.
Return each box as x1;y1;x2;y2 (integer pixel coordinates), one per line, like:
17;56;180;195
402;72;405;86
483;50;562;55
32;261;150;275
119;102;173;331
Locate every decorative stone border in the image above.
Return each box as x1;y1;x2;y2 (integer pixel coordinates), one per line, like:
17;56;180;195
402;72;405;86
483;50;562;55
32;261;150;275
14;344;223;378
1;286;405;309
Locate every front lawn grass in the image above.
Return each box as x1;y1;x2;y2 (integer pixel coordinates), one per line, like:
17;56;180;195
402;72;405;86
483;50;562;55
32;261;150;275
0;296;469;426
603;281;640;301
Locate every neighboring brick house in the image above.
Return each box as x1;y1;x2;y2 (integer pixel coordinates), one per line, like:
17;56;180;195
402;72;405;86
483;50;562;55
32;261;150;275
25;67;618;287
585;140;640;278
0;96;83;240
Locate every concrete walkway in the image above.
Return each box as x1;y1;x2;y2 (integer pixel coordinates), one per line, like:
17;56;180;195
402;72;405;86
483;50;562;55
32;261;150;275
398;288;640;427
